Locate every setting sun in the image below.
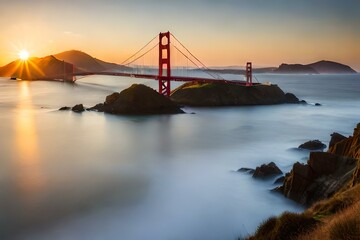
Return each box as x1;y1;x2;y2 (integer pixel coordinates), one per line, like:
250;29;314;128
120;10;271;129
19;50;30;60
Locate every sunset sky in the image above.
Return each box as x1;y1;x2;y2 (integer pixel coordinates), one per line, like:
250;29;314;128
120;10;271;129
0;0;359;70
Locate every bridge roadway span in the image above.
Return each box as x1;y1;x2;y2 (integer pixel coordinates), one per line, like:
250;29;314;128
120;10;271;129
71;71;253;86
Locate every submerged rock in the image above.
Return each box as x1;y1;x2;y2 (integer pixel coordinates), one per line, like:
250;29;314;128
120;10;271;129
170;82;302;106
237;167;255;174
90;84;184;115
72;104;85;113
252;162;283;178
274;176;286;184
298;140;326;150
59;106;71;111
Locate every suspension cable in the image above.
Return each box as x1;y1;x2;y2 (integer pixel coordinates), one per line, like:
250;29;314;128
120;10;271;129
120;34;158;65
124;43;159;66
173;45;221;80
170;33;224;80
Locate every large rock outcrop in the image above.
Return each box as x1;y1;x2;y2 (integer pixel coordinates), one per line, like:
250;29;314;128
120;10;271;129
279;123;360;205
91;84;184;115
170;82;300;106
329;124;360;187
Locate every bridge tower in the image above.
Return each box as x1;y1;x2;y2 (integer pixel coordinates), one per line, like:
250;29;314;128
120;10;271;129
158;32;171;96
246;62;252;86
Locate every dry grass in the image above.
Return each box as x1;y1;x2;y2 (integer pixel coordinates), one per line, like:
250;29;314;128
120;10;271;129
307;183;360;219
247;212;317;240
298;201;360;240
246;184;360;240
182;82;214;89
297;184;360;240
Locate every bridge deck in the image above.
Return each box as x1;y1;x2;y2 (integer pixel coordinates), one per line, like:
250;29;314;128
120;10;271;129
71;72;253;85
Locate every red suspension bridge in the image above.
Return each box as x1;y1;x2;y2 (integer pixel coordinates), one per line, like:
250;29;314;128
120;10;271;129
63;31;255;96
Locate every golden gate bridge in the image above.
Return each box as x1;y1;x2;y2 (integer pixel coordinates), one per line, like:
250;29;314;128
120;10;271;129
61;31;254;96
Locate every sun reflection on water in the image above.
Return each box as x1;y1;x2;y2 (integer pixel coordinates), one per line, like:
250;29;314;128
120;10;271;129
14;81;44;203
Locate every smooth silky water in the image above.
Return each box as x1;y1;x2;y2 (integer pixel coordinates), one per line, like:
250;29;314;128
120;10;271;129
0;74;359;239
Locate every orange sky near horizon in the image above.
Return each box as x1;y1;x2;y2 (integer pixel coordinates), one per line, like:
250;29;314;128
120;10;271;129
0;0;359;71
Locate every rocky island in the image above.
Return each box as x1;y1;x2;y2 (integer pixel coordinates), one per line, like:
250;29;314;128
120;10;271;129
90;84;184;115
170;82;301;106
61;82;305;115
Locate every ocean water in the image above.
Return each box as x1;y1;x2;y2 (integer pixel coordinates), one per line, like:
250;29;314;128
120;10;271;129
0;74;359;239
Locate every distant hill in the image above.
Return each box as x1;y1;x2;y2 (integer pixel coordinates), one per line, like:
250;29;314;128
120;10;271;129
274;60;356;74
0;50;130;80
274;64;319;74
54;50;129;72
0;56;74;80
308;60;357;74
207;60;357;75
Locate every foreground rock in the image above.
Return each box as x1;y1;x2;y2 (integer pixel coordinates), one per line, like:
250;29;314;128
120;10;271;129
170;82;302;106
72;104;85;113
279;123;360;205
91;84;184;115
298;140;326;150
253;162;283;178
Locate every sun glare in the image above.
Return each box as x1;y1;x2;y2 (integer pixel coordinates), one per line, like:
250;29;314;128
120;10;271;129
19;50;30;60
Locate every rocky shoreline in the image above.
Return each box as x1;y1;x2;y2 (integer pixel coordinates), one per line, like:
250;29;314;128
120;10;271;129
59;82;307;115
243;123;360;239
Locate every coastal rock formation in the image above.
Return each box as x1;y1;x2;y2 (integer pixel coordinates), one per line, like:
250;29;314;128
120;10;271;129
329;132;347;149
253;162;283;178
328;123;360;187
280;124;360;205
298;140;327;150
91;84;184;115
170;82;301;106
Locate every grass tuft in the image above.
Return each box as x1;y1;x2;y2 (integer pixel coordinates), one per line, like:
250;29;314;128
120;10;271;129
329;217;360;240
247;212;317;240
